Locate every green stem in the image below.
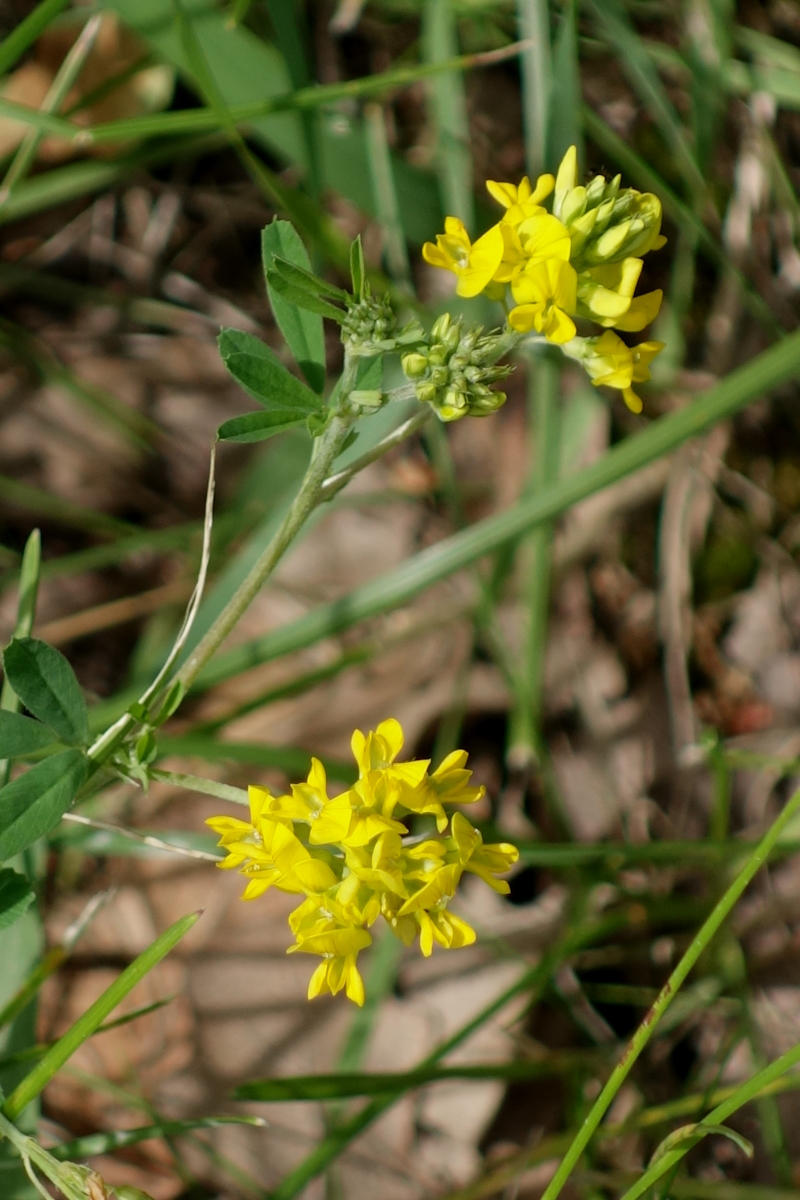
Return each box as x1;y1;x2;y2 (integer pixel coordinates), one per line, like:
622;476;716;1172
175;408;356;696
540;782;800;1200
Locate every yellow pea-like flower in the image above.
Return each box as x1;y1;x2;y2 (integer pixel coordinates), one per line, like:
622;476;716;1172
509;258;578;344
206;719;520;1006
421;217;505;298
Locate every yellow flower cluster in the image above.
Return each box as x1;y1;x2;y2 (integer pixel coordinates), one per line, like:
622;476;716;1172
206;720;518;1005
422;146;666;412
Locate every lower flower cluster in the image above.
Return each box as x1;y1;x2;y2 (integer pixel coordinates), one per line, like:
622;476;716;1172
206;720;518;1005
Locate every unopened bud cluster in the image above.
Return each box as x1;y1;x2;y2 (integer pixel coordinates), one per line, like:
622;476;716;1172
342;293;422;356
401;313;511;422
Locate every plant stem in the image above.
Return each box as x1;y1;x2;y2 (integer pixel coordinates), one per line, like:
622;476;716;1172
540;781;800;1200
175;409;356;696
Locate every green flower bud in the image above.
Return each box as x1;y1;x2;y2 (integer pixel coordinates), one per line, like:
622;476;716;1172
561;186;588;225
416;382;438;403
431;312;452;341
402;352;429;379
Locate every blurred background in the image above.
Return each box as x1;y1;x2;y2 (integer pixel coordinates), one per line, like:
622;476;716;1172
4;1;800;1198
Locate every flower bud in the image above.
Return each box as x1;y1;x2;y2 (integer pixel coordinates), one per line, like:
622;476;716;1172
431;312;452;340
401;352;429;379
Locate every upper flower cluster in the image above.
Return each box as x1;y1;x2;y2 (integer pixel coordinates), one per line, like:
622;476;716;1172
206;719;518;1005
422;146;666;413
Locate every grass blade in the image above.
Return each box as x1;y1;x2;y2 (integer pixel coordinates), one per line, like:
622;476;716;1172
2;910;200;1120
236;1059;596;1102
0;531;41;780
49;1115;265;1161
423;0;474;229
0;0;71;78
364;103;413;288
196;329;800;689
585;0;706;198
517;0;551;175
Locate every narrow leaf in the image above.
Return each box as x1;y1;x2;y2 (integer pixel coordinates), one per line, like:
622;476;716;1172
2;638;89;746
218;328;325;414
0;869;34;931
2;909;200;1120
0;711;57;759
350;235;366;300
51;1115;265;1161
649;1122;753;1167
235;1061;575;1102
0;749;87;863
261;221;327;393
271;255;349;301
265;270;347;321
218;410;309;444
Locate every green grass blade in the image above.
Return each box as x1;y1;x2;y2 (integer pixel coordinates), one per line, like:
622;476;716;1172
154;735;356;785
0;474;134;538
548;0;582;168
50;1116;265;1162
265;905;631;1200
0;13;103;204
364;103;413;288
2;910;199;1120
236;1059;601;1102
585;0;706;197
0;531;41;786
0;0;71;78
423;0;474;229
196;330;800;689
619;1039;800;1200
517;0;551;175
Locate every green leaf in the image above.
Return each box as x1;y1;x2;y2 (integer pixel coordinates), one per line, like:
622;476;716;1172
265;269;348;322
2;638;89;746
2;909;200;1120
0;749;87;863
0;870;34;932
271;255;349;302
0;712;57;759
218;328;325;415
218;410;309;444
261;221;327;394
350;235;366;301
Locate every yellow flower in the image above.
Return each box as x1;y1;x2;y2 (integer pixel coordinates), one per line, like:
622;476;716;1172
416;908;476;957
509;258;578;344
576;258;663;332
422;217;504;298
208;720;523;1004
575;330;664;413
486;172;555;227
449;812;519;893
402;749;486;831
288;926;372;1006
225;820;313;900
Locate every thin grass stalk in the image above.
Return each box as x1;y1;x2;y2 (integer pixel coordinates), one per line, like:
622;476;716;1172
0;531;40;787
364;103;413;290
540;781;800;1200
0;13;102;206
0;0;71;78
422;0;475;230
266;901;642;1199
195;329;800;691
517;0;551;175
507;348;560;768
